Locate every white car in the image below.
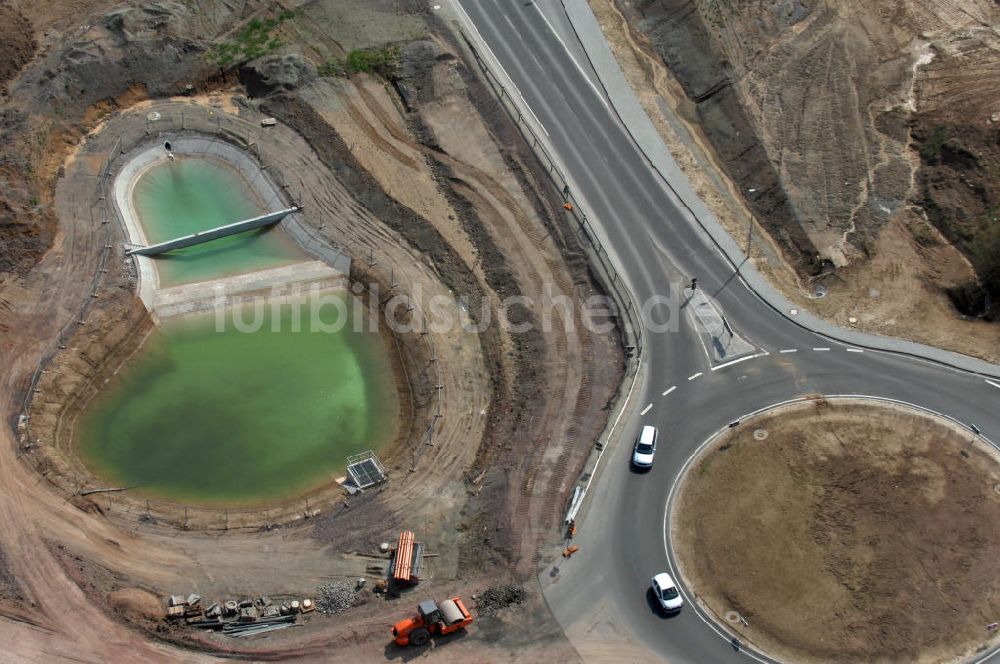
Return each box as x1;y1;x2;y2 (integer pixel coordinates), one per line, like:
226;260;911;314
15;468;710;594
631;425;658;468
651;572;683;613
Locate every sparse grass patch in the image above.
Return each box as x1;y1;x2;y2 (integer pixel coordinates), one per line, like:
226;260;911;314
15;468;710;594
318;45;401;79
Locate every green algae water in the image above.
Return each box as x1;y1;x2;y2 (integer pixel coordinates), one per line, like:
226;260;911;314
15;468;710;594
133;157;306;286
78;296;399;504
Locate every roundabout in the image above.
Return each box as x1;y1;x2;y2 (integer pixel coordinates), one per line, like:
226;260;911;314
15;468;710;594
668;397;1000;663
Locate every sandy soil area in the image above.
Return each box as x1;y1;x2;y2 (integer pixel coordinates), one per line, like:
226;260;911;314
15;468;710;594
672;398;1000;663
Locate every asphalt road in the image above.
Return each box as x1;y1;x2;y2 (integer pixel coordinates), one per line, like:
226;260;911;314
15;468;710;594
451;1;1000;662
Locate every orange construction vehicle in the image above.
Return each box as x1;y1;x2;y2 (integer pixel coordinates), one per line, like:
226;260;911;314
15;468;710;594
391;597;473;646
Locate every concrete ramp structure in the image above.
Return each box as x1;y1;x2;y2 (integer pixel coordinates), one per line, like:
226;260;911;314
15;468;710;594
128;206;300;256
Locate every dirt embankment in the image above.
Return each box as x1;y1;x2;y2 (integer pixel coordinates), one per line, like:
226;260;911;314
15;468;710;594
673;398;1000;663
911;28;1000;319
0;0;259;279
604;0;1000;360
0;4;35;92
614;0;822;276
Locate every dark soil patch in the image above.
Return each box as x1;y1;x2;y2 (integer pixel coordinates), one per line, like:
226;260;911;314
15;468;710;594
0;5;36;92
0;544;23;601
912;117;1000;319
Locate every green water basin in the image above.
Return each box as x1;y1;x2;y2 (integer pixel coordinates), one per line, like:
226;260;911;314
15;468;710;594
78;298;400;504
133;157;306;287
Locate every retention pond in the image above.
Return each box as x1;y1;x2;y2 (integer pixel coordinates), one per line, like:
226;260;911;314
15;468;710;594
77;144;400;505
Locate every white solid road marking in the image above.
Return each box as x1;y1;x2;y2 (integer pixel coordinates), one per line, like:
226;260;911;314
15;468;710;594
661;386;676;396
845;348;864;353
687;372;702;381
640;403;653;415
987;379;1000;391
779;348;797;354
711;351;769;372
813;347;831;351
528;2;610;110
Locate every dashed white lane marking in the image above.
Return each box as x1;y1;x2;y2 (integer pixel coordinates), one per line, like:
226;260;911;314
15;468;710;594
987;379;1000;390
662;386;676;396
813;347;831;352
779;348;797;354
711;351;769;372
640;403;653;415
687;372;702;381
846;348;864;353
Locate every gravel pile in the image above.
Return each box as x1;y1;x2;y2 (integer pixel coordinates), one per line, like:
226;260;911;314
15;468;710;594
315;581;357;615
474;585;526;617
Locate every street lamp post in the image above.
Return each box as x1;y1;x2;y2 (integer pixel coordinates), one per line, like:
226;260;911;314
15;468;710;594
745;187;757;258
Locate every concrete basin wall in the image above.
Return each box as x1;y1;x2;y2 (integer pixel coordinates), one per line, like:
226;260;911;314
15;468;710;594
112;134;348;318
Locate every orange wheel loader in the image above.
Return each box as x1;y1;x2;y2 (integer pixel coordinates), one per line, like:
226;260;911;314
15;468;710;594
391;597;473;646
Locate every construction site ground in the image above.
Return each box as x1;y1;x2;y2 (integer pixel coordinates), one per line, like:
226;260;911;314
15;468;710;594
672;398;1000;664
0;1;623;661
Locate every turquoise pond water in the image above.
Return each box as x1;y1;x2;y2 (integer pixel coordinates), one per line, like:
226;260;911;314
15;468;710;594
78;301;400;504
132;157;306;286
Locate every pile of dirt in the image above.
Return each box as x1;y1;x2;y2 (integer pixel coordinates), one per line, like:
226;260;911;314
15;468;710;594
473;585;526;617
107;588;164;622
673;399;1000;663
616;0;823;276
621;0;999;275
0;4;36;92
913;117;1000;318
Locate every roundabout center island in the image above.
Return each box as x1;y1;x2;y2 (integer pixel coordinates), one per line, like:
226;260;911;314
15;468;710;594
671;397;1000;664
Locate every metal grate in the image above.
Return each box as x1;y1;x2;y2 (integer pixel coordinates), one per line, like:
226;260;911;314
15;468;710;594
346;451;387;489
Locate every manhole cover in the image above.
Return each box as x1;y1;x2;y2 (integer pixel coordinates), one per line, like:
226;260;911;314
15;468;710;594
725;611;741;624
753;429;769;440
146;111;161;121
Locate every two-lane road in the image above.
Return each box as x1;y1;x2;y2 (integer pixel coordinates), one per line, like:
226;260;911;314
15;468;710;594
452;1;1000;661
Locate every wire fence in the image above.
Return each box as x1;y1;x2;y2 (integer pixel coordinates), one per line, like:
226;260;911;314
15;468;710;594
18;108;443;530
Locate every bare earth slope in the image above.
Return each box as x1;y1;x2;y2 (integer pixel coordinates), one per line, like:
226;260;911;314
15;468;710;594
603;0;1000;360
